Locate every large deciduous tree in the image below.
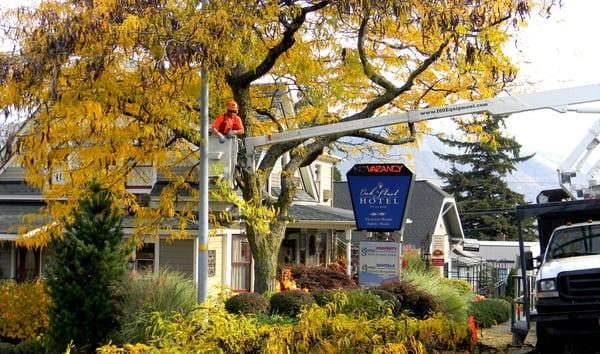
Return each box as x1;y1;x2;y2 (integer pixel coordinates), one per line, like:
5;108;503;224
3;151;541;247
0;0;555;292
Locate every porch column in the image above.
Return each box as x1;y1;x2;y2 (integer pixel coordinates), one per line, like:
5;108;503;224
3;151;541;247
10;244;15;279
345;229;352;276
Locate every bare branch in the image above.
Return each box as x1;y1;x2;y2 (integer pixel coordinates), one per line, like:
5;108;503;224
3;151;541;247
255;108;285;132
347;123;416;145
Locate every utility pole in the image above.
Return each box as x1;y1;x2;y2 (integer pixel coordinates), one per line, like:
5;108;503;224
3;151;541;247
197;0;209;304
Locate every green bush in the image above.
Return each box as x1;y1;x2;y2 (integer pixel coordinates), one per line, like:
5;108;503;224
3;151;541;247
270;290;315;317
403;269;472;323
368;288;400;310
0;343;14;354
470;298;511;328
114;270;197;344
225;293;269;315
440;278;473;296
284;264;357;291
378;280;442;319
14;340;44;354
310;289;337;306
504;268;517;299
341;290;392;319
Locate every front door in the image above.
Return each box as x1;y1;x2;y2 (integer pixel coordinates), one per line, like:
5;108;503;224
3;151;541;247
15;247;41;281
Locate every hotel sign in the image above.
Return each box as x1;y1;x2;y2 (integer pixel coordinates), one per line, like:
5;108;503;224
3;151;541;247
346;163;413;231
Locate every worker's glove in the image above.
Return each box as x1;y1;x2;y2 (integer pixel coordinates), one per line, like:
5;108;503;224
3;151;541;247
226;131;237;139
217;133;226;144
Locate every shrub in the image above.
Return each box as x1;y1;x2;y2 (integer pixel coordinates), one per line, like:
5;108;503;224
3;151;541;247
0;281;50;342
310;289;337;306
378;280;442;319
504;268;517;299
0;343;14;354
440;278;473;296
403;269;472;323
270;290;315;317
402;253;429;273
368;288;400;309
284;264;357;291
225;293;269;315
470;298;511;328
341;290;392;319
114;270;197;344
14;340;44;354
98;302;474;353
45;181;131;354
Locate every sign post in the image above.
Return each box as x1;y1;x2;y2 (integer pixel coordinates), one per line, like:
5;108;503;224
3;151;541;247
346;163;414;287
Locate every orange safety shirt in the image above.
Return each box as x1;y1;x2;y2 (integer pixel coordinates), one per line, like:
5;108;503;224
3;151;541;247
212;113;245;135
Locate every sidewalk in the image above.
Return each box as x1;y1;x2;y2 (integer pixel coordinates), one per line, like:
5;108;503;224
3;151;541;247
477;320;535;353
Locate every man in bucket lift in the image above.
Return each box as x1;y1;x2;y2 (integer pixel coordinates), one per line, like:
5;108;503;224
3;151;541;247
211;100;245;143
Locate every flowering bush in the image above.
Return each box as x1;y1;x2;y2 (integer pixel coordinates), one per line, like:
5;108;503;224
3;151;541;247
0;280;50;341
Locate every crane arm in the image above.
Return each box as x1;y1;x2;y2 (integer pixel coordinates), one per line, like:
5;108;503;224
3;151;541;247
245;84;600;153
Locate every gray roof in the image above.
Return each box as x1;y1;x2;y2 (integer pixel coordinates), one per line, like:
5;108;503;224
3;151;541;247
271;187;316;202
0;182;41;196
0;202;47;233
289;203;355;222
333;180;458;247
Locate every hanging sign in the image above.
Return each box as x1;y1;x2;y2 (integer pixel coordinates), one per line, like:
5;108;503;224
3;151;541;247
346;163;413;231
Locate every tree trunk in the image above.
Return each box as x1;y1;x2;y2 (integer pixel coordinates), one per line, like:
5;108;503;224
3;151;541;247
247;220;286;293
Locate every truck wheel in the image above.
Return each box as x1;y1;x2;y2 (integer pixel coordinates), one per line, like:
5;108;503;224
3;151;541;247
536;322;564;353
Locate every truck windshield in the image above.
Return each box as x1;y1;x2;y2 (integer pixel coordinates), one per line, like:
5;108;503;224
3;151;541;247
546;224;600;260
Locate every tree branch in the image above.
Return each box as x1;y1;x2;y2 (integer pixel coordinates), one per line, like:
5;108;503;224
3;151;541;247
347;123;416;145
346;40;449;121
229;1;330;87
255;108;285;132
357;14;395;91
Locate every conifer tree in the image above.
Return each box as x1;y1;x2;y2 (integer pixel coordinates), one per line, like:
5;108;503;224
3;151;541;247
45;180;129;353
434;116;535;241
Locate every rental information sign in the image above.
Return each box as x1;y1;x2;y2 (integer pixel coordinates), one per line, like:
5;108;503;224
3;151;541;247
358;241;400;287
346;163;413;231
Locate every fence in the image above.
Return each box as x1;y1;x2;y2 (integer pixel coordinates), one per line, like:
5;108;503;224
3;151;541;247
449;257;514;297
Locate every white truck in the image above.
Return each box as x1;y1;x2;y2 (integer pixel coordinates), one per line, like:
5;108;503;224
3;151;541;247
527;220;600;351
513;197;600;351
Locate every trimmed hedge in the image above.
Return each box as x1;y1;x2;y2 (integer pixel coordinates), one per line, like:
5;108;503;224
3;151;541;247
225;293;269;315
471;298;511;328
270;290;315;317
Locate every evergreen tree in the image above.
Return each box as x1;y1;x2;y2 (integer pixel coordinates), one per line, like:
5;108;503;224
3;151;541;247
434;116;535;241
45;181;130;353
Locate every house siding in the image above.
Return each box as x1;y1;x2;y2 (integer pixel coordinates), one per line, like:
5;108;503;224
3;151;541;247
207;235;224;291
159;239;195;277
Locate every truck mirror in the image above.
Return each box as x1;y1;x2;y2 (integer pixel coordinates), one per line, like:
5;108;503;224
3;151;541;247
524;251;534;271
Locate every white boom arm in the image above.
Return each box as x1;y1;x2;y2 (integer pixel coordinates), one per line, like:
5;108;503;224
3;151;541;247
244;83;600;169
557;117;600;200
